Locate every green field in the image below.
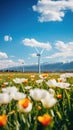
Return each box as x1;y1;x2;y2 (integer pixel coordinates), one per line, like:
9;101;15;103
0;72;73;130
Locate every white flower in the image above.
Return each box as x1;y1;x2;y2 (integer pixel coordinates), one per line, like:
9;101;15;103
3;82;9;85
57;82;70;89
2;86;18;94
46;79;57;88
13;78;28;84
60;73;73;79
41;93;57;108
36;79;43;84
30;88;48;101
0;93;12;104
58;77;66;82
10;92;26;100
39;73;48;79
25;86;32;90
49;88;55;96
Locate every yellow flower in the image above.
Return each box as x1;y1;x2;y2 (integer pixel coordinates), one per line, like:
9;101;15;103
18;98;32;112
18;98;30;108
37;114;52;126
0;115;7;126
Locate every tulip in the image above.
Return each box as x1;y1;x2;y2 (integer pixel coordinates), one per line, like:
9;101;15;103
57;82;70;89
10;92;26;100
2;86;18;94
30;88;48;101
18;98;32;112
46;79;57;88
0;93;11;104
41;93;57;108
37;114;52;126
0;115;7;126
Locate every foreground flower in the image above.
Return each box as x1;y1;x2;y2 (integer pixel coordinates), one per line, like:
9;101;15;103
0;115;7;126
57;82;70;89
30;88;48;101
37;114;52;126
18;98;32;112
41;93;57;108
2;86;18;94
10;92;26;100
0;93;11;104
46;79;57;88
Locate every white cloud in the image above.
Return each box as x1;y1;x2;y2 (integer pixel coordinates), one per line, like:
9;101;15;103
22;38;51;51
10;55;15;58
32;0;73;22
0;52;8;58
18;59;25;64
55;41;73;52
45;41;73;62
30;53;37;57
4;35;12;42
0;59;26;70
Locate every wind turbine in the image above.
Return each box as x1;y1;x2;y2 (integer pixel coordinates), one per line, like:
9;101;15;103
34;47;44;74
22;62;24;72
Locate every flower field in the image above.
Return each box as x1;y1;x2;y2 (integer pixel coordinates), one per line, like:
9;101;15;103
0;72;73;130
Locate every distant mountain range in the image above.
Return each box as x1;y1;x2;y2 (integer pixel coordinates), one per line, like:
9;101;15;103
1;61;73;72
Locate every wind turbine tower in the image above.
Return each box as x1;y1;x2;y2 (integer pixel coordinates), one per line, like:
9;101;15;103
35;47;44;74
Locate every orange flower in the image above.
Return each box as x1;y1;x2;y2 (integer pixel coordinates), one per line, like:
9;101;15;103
0;115;7;126
18;98;30;108
1;84;6;88
23;79;28;84
56;94;62;99
37;106;42;110
37;114;52;126
58;79;62;82
41;73;48;78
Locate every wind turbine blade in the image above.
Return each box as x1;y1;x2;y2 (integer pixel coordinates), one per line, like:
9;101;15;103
34;47;39;53
40;48;44;55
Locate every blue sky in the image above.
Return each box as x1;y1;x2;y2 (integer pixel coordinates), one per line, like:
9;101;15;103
0;0;73;69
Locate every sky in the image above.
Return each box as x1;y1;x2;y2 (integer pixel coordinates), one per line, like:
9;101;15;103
0;0;73;69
